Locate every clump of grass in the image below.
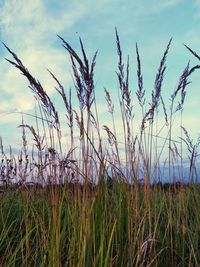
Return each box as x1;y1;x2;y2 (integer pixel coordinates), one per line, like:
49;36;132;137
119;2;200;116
0;31;200;266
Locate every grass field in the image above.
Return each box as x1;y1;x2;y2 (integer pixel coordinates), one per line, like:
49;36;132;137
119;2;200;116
0;182;200;266
1;30;200;266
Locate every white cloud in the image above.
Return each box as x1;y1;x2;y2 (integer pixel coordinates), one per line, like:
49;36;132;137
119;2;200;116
192;0;200;17
0;0;85;120
0;0;84;151
0;0;199;150
149;0;182;13
195;0;200;7
0;0;88;46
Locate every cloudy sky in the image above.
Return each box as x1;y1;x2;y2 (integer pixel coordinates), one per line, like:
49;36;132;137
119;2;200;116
0;0;200;151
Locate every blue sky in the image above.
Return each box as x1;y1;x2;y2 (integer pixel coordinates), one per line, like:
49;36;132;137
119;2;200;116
0;0;200;150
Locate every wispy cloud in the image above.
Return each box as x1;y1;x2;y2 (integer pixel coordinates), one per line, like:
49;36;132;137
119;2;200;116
195;0;200;8
0;0;87;45
0;0;199;148
0;0;87;115
149;0;182;13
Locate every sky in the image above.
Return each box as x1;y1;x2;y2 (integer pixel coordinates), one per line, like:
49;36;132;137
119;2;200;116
0;0;200;155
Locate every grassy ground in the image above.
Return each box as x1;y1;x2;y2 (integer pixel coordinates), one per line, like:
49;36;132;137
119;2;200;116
0;182;200;266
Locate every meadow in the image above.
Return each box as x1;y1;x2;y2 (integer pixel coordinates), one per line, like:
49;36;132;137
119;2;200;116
1;30;200;266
